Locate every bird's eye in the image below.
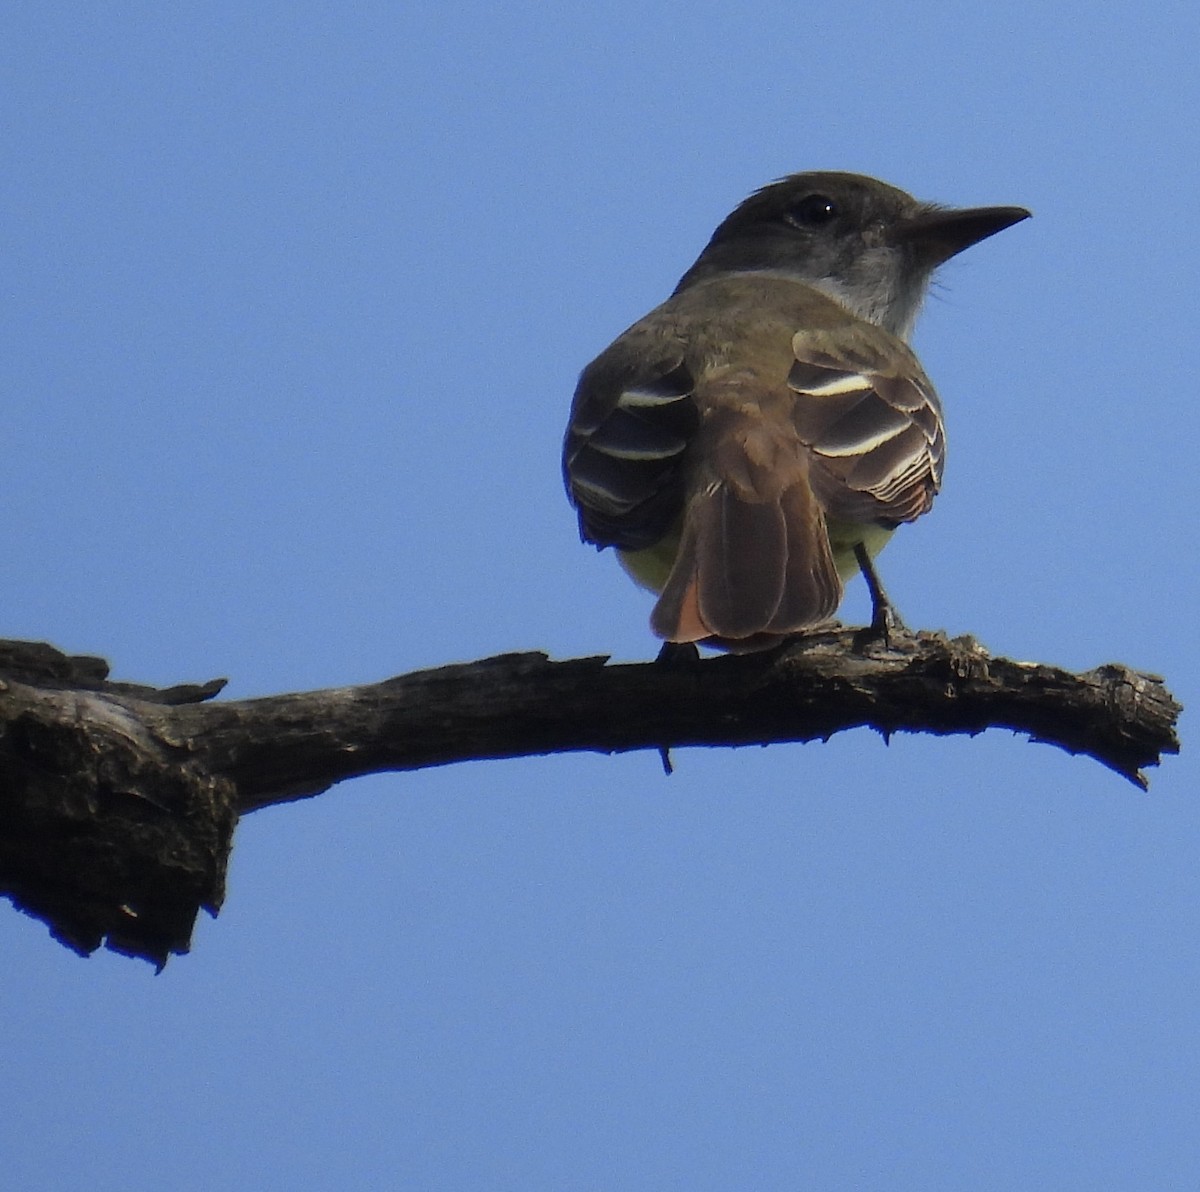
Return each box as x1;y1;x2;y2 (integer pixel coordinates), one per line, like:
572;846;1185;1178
787;194;839;227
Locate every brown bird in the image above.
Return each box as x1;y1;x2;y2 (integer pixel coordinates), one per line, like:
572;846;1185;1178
563;171;1028;648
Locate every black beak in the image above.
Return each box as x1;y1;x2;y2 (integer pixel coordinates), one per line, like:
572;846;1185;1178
894;204;1031;266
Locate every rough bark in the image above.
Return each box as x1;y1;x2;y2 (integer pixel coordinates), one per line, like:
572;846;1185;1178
0;632;1180;966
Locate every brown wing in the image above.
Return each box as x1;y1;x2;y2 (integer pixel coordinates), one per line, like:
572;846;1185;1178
563;338;698;552
787;323;945;527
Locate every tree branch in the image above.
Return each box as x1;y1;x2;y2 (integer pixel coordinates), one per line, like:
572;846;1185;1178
0;631;1180;965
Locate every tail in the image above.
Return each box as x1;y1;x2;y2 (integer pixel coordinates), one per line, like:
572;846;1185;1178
649;410;842;644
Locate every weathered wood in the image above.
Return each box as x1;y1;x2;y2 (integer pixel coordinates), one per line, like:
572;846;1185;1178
0;632;1181;965
0;653;235;968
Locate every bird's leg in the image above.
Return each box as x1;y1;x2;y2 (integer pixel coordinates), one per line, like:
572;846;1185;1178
656;640;701;667
853;542;906;646
654;640;700;773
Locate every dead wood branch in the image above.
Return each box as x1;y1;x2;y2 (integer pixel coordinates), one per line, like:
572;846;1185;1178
0;631;1180;965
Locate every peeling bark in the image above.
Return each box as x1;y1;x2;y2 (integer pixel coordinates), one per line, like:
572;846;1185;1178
0;632;1180;966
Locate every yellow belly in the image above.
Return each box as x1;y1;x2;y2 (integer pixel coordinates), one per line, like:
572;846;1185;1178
617;517;894;594
618;530;682;593
826;517;894;583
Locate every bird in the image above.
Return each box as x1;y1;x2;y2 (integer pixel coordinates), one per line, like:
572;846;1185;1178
562;171;1029;650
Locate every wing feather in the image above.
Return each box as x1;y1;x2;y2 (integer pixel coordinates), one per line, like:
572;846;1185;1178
788;327;945;527
564;353;698;551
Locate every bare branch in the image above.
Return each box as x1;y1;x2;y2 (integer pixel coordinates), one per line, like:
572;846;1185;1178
0;632;1180;965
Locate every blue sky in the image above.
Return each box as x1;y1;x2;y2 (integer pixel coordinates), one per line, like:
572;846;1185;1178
2;4;1197;1189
